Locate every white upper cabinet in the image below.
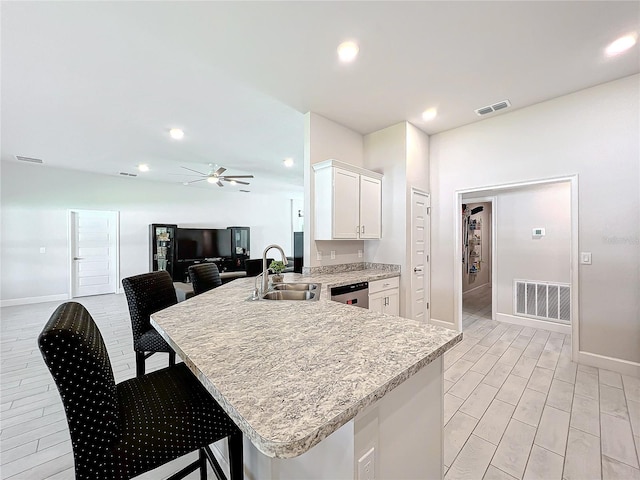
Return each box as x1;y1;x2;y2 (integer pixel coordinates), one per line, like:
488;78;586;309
314;159;383;240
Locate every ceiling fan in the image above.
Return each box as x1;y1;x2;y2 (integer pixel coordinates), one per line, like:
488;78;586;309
178;164;254;187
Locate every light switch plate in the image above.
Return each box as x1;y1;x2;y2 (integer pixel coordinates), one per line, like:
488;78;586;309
580;252;592;265
316;251;322;261
331;250;336;259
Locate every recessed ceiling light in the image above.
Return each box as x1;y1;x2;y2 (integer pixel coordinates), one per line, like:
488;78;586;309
606;34;637;56
138;164;149;172
169;128;184;140
422;108;437;121
337;41;359;62
283;157;294;167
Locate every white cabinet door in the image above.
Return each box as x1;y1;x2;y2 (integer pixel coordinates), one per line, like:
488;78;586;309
369;290;386;313
359;175;382;239
332;168;360;239
313;160;383;240
369;287;399;316
384;289;400;316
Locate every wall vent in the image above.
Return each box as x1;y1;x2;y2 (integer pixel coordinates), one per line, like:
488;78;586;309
475;99;512;116
15;155;44;164
514;279;570;323
119;172;137;177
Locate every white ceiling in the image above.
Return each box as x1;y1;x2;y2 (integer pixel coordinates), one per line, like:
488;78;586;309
2;1;638;195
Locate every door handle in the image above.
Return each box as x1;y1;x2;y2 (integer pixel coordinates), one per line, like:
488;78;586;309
74;257;84;260
413;267;423;272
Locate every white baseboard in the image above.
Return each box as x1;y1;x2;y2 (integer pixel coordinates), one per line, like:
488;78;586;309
429;317;458;331
462;282;490;296
1;294;70;308
496;313;571;334
577;351;640;377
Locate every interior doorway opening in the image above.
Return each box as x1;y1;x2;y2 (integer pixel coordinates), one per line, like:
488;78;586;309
454;176;578;363
461;198;494;329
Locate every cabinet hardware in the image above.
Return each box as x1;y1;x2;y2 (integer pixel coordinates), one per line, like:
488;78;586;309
413;267;423;272
362;225;365;234
73;257;84;260
356;225;360;234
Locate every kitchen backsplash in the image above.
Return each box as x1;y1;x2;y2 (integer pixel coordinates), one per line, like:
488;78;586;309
302;262;401;275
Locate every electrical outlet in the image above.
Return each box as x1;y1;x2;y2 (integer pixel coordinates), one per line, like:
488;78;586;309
331;250;336;259
358;447;375;480
580;252;592;265
358;249;363;258
317;251;322;261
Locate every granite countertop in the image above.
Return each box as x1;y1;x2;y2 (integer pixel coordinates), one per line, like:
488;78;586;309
151;270;461;459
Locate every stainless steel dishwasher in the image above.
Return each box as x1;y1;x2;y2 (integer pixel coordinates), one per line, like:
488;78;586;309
330;281;369;309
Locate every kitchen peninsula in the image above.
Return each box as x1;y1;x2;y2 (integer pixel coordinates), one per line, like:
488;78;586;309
151;272;461;479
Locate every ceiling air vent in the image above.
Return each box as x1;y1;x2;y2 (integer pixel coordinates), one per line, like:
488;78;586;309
474;99;512;116
119;172;138;177
15;155;43;164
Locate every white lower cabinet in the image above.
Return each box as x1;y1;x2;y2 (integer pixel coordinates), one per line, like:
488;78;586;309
369;277;400;316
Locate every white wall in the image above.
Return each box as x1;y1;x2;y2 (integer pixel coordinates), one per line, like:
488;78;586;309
304;112;365;268
430;75;640;364
363;123;407;267
1;161;294;303
495;183;571;314
363;122;430;317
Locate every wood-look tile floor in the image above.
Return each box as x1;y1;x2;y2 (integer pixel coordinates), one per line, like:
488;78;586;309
448;287;640;479
1;292;639;479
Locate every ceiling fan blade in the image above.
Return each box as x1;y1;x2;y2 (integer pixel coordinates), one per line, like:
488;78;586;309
221;175;254;179
181;166;208;176
185;178;207;184
216;179;224;187
213;167;227;176
221;178;251;185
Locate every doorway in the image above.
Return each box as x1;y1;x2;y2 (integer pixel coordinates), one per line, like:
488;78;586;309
69;210;119;297
461;198;494;329
454;176;578;360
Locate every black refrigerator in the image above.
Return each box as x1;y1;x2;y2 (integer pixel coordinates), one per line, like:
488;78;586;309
293;232;303;273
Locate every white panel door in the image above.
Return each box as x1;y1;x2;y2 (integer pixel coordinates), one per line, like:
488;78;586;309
71;210;118;297
359;175;382;239
332;168;360;239
411;190;430;321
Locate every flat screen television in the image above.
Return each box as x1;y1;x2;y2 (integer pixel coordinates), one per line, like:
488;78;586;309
175;228;232;261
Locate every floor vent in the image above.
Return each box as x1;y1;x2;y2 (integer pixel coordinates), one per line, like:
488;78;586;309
515;279;570;323
15;155;44;164
474;99;512;116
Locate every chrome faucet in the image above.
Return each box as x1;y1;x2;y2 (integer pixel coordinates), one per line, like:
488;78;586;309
261;244;288;296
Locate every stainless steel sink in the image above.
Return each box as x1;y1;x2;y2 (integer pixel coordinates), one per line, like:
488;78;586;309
271;283;319;292
262;290;318;301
